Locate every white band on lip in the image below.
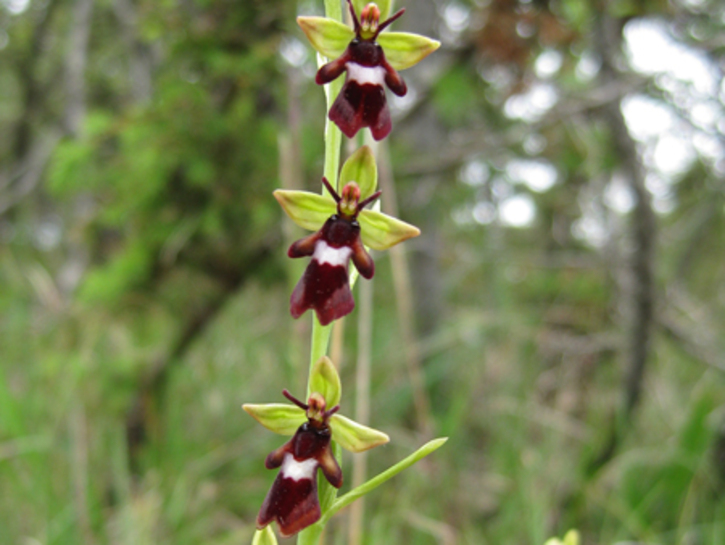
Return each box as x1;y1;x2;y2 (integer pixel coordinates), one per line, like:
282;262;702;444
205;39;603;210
281;453;318;481
313;240;353;267
346;62;386;86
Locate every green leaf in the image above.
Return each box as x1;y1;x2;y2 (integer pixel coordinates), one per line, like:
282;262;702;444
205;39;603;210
352;0;392;21
378;32;441;71
309;356;342;409
273;190;336;232
358;209;420;250
252;526;278;545
340;146;377;200
297;16;354;60
329;414;390;453
242;403;306;435
321;438;448;522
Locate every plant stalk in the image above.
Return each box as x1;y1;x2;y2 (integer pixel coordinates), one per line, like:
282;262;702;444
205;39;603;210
348;277;373;545
299;0;344;543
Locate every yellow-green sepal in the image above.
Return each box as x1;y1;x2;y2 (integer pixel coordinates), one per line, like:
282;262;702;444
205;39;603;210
309;356;342;409
252;526;278;545
358;209;420;251
352;0;392;21
377;32;441;71
330;413;390;453
274;190;336;232
340;146;378;200
297;16;354;60
544;530;581;545
242;403;307;436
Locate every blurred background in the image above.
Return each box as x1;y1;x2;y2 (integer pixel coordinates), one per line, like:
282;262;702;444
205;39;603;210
2;0;725;543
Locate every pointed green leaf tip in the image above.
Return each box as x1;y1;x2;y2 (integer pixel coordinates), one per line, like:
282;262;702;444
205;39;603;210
320;437;448;523
377;32;441;71
252;526;278;545
273;190;336;232
330;413;390;453
309;356;342;409
242;403;306;436
297;16;354;60
340;146;377;200
359;209;420;251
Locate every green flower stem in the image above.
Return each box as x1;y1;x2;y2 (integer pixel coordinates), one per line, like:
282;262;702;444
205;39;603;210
299;1;344;543
321;438;448;524
297;524;324;545
307;319;333;398
322;0;344;193
305;0;345;400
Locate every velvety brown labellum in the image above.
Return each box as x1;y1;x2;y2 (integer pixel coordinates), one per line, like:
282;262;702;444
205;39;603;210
289;214;374;325
256;421;342;537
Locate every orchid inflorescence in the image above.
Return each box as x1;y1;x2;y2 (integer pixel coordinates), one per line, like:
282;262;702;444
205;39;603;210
246;2;443;543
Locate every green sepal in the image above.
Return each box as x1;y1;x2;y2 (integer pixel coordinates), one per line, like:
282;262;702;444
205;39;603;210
329;413;390;453
242;403;306;436
352;0;392;21
377;32;441;71
340;146;378;200
273;190;336;232
297;16;354;60
274;189;421;251
252;526;278;545
309;356;342;409
358;209;420;251
544;530;580;545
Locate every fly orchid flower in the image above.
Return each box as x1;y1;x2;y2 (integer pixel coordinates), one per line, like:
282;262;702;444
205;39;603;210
256;390;342;537
274;146;420;325
288;177;379;325
244;357;389;537
298;0;440;140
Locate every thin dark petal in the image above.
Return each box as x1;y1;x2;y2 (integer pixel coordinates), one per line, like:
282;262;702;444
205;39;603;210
375;7;405;35
346;0;360;34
